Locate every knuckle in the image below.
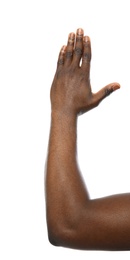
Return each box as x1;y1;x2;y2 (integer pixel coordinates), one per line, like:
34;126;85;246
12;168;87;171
74;47;82;56
105;88;114;96
58;59;64;65
66;51;73;58
83;52;91;62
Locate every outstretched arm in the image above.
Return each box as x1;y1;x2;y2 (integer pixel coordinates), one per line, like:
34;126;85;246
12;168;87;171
45;28;130;250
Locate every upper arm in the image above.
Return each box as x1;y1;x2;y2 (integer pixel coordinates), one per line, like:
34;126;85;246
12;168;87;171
51;194;130;250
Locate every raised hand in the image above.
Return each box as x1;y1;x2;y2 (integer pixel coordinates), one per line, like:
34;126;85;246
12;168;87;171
51;28;120;116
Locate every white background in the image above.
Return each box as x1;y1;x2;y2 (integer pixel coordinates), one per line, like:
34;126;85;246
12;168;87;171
0;0;130;259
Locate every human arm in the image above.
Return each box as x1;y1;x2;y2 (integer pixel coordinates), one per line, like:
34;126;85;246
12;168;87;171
45;28;130;250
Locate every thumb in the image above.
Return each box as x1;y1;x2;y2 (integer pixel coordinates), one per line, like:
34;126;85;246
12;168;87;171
92;82;120;107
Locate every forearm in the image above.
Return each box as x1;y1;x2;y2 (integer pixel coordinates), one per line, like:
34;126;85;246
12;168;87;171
45;112;89;243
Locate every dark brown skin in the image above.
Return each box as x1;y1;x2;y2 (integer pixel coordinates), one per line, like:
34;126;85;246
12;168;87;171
45;28;130;250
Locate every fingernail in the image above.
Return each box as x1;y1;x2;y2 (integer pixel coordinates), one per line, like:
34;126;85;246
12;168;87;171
84;36;90;42
61;45;66;53
105;84;120;96
112;84;121;90
68;33;75;44
69;32;75;40
77;28;84;36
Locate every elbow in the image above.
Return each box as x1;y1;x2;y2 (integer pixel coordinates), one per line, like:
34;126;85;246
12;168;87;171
46;218;59;246
47;220;74;248
48;230;61;247
46;219;62;246
46;205;85;248
47;224;67;247
46;210;72;247
46;213;62;246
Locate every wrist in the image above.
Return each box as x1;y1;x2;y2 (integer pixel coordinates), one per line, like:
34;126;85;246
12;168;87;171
51;109;77;121
51;110;78;131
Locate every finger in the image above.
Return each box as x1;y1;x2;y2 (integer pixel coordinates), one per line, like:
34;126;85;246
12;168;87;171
64;32;75;66
92;83;121;107
81;36;91;75
57;45;66;68
72;28;84;67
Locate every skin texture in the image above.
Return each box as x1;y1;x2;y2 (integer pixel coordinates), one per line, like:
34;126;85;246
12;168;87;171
45;28;130;250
